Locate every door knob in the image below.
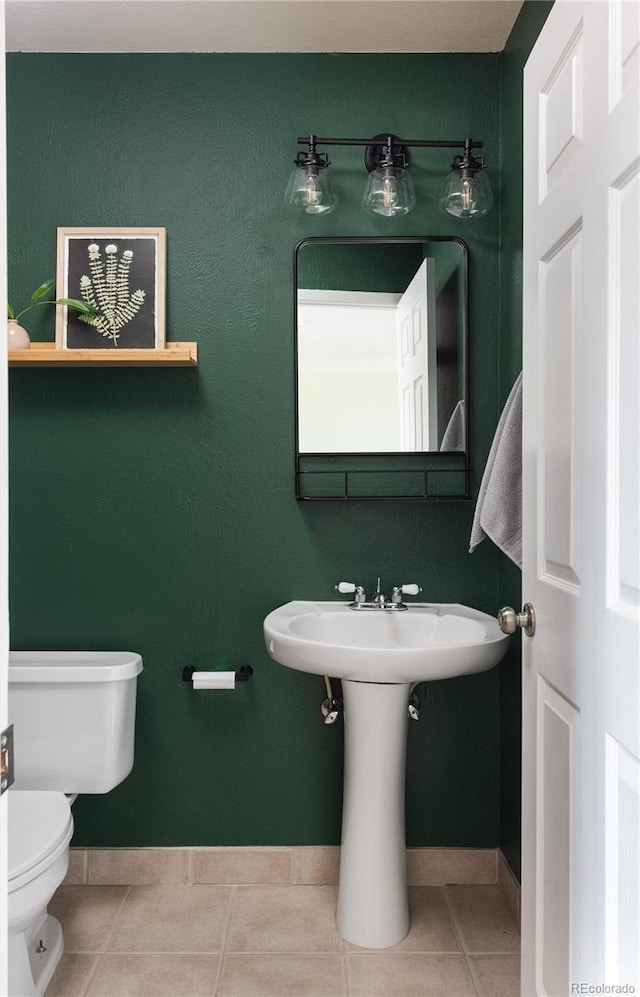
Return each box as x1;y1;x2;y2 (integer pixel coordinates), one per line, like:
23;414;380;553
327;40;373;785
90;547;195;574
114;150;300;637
498;603;536;637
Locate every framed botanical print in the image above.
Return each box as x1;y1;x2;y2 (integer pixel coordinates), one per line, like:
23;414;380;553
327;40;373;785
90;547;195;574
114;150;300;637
56;227;166;349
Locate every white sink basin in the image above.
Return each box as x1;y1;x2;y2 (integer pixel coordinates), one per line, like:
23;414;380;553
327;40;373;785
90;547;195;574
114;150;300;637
264;600;508;683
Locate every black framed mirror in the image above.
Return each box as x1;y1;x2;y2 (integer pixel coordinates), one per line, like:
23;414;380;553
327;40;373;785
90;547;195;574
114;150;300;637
294;236;470;500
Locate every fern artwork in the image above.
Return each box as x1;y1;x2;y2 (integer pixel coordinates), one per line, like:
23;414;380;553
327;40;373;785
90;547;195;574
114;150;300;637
78;244;145;346
56;228;166;350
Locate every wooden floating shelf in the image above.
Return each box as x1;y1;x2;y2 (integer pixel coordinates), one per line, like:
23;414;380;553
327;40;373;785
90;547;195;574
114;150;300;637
9;342;198;367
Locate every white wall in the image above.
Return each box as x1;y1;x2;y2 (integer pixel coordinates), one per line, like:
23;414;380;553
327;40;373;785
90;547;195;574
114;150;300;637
0;1;10;986
298;299;401;452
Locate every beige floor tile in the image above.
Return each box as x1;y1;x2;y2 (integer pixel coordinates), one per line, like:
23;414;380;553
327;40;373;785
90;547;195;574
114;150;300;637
445;885;520;953
48;886;129;952
226;886;342;953
346;887;461;953
469;954;521;996
347;953;476;996
88;848;190;885
108;885;233;953
85;954;219;996
194;848;292;885
44;953;97;996
217;954;347;996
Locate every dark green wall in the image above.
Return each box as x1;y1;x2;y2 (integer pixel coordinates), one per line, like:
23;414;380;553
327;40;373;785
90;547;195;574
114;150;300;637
498;1;553;880
297;241;424;292
7;53;504;847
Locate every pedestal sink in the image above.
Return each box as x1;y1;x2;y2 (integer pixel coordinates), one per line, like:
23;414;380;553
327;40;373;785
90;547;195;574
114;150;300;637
263;600;509;949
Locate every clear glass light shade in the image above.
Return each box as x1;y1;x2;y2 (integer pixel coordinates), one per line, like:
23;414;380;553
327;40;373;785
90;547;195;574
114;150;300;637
440;168;493;218
285;165;338;215
362;167;416;218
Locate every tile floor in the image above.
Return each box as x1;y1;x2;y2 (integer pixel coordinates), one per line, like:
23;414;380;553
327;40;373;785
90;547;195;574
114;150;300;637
44;882;520;996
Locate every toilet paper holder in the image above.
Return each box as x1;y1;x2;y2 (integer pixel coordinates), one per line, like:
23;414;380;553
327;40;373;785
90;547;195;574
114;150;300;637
182;665;253;687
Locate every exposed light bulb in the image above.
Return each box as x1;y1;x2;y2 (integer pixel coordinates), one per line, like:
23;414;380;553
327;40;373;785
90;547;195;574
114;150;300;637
362;166;415;218
382;174;398;210
285;164;338;215
460;177;474;213
440;158;493;218
306;173;322;207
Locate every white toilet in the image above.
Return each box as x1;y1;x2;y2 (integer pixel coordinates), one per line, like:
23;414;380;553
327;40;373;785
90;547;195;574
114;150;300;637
7;650;143;997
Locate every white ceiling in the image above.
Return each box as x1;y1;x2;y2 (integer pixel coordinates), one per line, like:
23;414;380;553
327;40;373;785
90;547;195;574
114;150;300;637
5;0;524;54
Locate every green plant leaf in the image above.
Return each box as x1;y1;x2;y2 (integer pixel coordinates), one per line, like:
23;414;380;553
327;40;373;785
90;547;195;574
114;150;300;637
57;297;99;317
30;278;56;306
7;302;15;319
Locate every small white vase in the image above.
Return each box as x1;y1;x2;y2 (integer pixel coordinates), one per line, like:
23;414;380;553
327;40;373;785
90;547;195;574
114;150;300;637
7;319;31;350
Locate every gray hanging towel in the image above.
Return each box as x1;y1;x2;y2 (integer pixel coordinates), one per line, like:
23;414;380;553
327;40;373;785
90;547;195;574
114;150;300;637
469;372;522;567
440;399;466;451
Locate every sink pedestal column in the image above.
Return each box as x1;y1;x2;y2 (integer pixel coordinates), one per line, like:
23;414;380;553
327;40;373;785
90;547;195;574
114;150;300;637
336;679;411;948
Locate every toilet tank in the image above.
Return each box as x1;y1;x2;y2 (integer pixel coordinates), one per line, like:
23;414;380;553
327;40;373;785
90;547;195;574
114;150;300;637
8;651;143;793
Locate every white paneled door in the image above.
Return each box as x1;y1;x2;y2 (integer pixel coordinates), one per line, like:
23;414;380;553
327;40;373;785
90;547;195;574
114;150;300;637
522;2;640;995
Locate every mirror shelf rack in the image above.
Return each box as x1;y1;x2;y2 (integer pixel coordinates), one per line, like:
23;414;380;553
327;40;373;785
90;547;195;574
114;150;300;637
295;456;471;501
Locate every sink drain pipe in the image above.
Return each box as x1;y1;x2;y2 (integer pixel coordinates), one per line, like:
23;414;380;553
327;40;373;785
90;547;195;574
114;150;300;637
321;675;343;725
408;682;421;721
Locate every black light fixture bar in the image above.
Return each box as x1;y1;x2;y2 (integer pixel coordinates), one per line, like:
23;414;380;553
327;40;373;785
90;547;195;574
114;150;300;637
297;135;483;151
287;134;492;218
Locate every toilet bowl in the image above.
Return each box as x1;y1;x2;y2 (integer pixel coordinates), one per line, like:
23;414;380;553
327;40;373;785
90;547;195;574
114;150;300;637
8;792;74;997
7;650;143;997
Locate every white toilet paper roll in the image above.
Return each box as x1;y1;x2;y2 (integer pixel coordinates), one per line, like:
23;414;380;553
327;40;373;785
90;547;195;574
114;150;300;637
191;671;236;690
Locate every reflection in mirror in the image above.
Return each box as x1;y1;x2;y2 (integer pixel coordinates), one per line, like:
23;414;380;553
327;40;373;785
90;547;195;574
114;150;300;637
296;238;467;455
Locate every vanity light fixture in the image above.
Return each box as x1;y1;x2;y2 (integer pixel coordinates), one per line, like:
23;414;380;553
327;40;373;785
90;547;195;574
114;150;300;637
284;134;339;215
439;138;493;218
362;134;416;217
286;134;492;219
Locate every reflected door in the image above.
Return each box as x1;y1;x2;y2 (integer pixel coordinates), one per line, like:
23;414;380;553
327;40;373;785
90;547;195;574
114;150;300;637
396;259;437;451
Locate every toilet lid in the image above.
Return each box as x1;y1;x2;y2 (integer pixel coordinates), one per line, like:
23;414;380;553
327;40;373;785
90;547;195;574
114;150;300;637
8;791;73;887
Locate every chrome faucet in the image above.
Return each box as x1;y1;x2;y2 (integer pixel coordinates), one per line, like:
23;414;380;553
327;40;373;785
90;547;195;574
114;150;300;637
372;578;386;608
335;580;422;611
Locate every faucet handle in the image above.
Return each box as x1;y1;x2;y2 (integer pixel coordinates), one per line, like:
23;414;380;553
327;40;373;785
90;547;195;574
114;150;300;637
390;583;421;608
336;582;367;606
